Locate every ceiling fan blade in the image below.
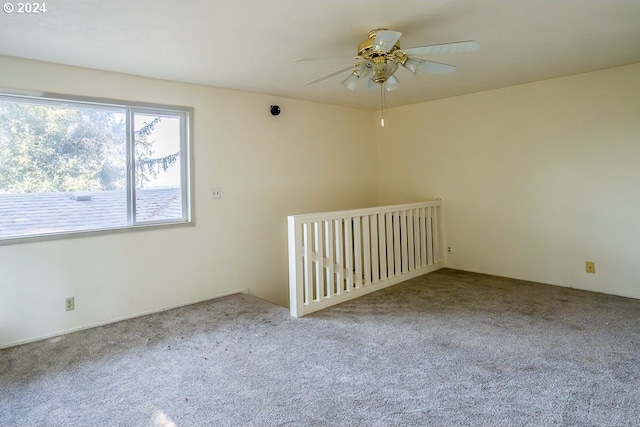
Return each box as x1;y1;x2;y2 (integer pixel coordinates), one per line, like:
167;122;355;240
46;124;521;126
303;65;354;86
386;75;400;91
419;60;455;75
373;30;402;52
402;58;456;75
403;40;480;56
294;56;353;62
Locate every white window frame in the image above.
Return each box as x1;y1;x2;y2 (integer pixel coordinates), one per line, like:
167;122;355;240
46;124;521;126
0;90;194;245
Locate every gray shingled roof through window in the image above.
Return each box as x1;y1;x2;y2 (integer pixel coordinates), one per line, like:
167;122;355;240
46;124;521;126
0;187;182;239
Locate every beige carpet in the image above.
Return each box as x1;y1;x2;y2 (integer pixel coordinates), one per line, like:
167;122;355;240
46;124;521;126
1;269;639;426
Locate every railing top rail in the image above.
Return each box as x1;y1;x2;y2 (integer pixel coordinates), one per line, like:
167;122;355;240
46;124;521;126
288;200;441;223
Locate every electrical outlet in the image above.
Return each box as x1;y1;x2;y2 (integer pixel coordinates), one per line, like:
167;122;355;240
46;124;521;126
65;297;75;311
211;187;222;199
447;246;452;254
585;261;596;274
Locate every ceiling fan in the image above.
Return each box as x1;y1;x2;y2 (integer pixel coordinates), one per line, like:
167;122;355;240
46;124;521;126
296;29;480;126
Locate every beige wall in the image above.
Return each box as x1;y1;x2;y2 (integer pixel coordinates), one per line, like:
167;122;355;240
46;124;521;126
377;63;640;299
0;56;378;347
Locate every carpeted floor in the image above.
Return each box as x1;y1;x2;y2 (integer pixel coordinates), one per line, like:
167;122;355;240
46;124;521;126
1;269;639;426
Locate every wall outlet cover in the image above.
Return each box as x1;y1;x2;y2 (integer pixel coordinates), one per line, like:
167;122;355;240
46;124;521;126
585;261;596;274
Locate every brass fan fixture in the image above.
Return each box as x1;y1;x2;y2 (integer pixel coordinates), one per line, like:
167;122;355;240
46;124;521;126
297;29;480;126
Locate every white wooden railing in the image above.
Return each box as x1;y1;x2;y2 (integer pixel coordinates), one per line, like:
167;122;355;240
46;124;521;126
287;200;444;317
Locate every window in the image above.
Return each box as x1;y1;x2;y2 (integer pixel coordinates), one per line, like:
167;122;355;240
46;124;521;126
0;92;192;243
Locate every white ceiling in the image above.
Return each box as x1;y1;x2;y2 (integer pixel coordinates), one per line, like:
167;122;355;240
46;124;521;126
1;0;639;110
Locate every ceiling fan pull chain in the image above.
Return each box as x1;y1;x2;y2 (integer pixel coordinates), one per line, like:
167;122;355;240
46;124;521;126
380;82;386;127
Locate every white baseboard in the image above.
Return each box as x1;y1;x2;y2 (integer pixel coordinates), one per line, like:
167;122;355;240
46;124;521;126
1;288;249;349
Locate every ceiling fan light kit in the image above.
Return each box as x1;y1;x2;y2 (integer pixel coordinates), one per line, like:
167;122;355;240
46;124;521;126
300;28;480;127
341;72;359;92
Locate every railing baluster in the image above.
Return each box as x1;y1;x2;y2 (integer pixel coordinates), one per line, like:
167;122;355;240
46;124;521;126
371;214;380;283
303;222;313;303
413;209;420;270
353;216;362;289
400;210;408;273
334;219;344;295
420;208;427;267
393;211;401;275
344;217;353;292
314;221;323;300
426;207;434;265
433;205;442;263
362;215;371;286
378;213;387;280
407;209;415;271
386;212;394;276
325;220;334;298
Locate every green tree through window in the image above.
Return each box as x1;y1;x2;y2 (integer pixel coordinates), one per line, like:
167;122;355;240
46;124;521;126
0;94;191;242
